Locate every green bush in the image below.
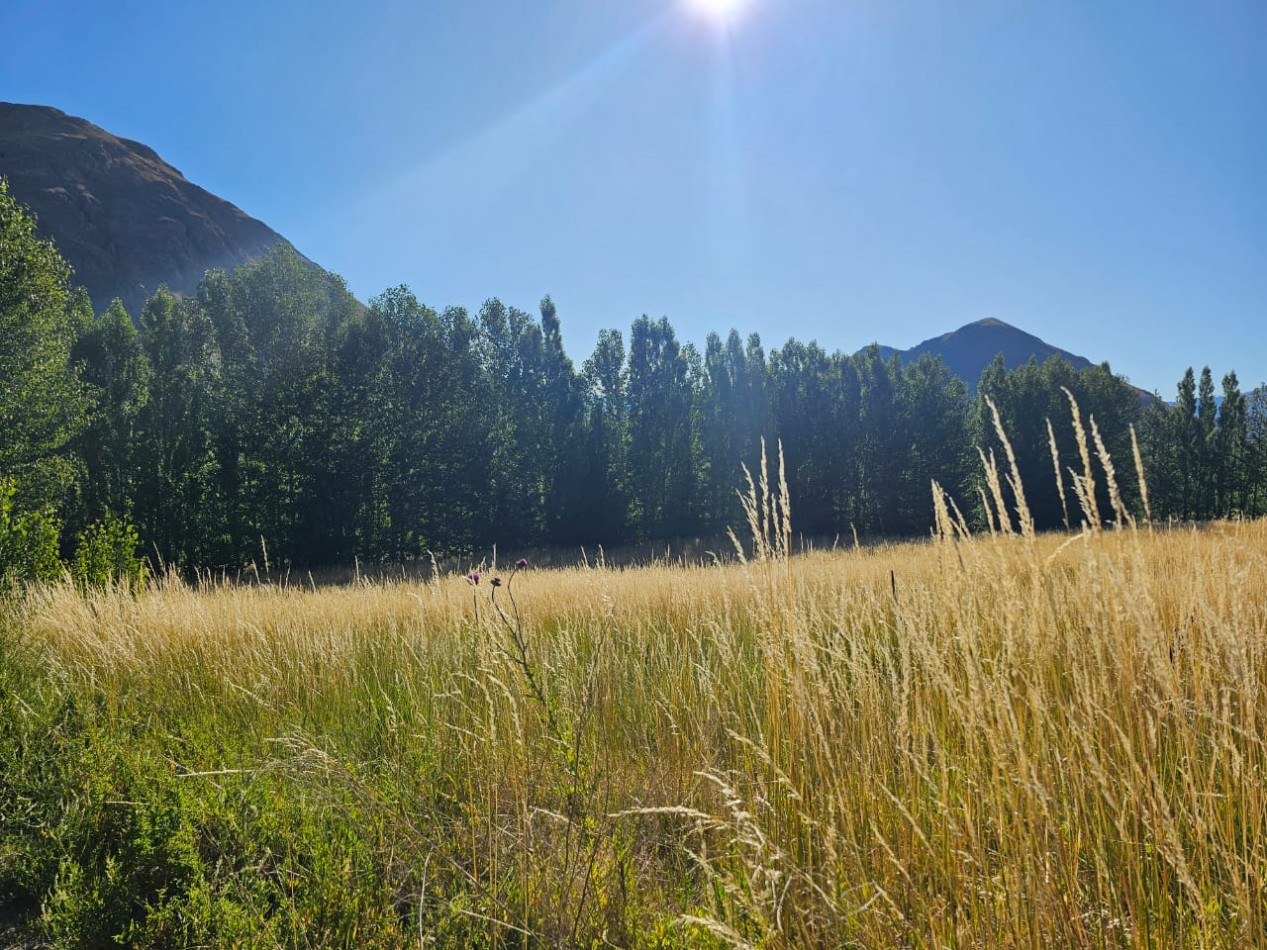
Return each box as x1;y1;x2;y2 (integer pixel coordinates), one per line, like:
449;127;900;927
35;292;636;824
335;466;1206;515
0;635;412;947
0;625;82;932
71;512;147;589
0;479;63;583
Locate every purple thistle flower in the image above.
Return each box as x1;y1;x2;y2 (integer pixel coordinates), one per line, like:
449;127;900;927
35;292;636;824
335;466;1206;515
516;558;529;569
466;571;480;585
490;577;503;588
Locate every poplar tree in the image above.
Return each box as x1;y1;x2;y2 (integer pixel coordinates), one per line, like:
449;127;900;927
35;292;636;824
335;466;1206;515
1175;368;1199;520
70;298;151;527
134;289;222;567
1197;367;1218;519
1215;372;1248;516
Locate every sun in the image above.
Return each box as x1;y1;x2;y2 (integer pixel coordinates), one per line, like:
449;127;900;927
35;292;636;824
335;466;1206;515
688;0;750;23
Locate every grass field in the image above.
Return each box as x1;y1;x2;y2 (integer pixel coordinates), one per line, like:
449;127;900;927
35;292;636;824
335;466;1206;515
4;496;1267;947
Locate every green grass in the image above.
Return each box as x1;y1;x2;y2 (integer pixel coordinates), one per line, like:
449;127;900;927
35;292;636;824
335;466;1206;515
3;512;1267;947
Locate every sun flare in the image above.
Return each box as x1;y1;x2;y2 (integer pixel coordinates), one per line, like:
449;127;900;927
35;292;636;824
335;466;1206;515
689;0;749;23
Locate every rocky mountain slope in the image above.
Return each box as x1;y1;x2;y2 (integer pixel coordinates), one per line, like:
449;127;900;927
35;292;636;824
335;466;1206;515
0;102;305;317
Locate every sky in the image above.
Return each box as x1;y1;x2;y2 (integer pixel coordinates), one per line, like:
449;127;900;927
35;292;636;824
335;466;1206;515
3;0;1264;394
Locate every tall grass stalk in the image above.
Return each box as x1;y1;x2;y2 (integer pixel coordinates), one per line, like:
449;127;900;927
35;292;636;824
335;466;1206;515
5;410;1267;947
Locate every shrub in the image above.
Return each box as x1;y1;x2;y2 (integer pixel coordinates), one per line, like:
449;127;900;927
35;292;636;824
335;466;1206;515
71;512;147;589
0;479;63;583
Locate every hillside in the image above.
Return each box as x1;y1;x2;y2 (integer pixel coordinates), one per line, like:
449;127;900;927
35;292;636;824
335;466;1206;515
870;318;1098;390
0;102;306;317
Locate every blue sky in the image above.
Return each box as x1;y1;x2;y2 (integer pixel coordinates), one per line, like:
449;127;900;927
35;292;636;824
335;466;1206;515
3;0;1264;394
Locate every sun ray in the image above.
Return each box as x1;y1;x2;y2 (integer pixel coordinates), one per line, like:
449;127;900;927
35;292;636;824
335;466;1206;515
689;0;749;24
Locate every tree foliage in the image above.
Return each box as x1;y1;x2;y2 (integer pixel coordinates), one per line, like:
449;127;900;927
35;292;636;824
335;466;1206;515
0;178;89;512
2;183;1265;575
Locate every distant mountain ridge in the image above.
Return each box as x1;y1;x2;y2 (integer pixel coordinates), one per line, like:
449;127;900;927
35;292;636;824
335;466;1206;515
0;102;313;317
867;318;1100;390
0;102;1147;399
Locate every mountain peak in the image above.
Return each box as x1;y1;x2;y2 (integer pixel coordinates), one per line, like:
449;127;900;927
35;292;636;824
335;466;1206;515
869;318;1096;390
0;101;306;316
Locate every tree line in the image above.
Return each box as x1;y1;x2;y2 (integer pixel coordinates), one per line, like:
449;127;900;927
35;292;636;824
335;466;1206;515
3;180;1266;578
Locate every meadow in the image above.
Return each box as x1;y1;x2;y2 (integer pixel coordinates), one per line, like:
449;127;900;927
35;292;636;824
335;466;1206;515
3;456;1267;947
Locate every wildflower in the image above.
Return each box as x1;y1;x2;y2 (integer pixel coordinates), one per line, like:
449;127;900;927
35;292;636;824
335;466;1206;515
466;571;480;585
516;558;529;569
490;577;503;588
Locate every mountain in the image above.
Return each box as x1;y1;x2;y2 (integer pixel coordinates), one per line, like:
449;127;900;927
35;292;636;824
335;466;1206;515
868;318;1097;390
0;102;309;317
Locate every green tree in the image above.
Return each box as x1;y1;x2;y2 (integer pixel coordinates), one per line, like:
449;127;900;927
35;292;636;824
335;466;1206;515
578;329;632;543
977;356;1141;531
700;330;769;533
627;316;699;540
538;297;590;547
1247;385;1267;518
854;346;902;534
0;179;90;512
767;340;860;538
1174;368;1199;520
1214;372;1248;517
198;246;362;564
339;289;487;559
134;288;223;568
476;298;551;547
70;298;151;527
896;354;970;533
1197;366;1218;519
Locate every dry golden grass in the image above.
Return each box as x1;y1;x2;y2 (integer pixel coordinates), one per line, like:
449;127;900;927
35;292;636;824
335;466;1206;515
11;510;1267;947
9;409;1267;946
